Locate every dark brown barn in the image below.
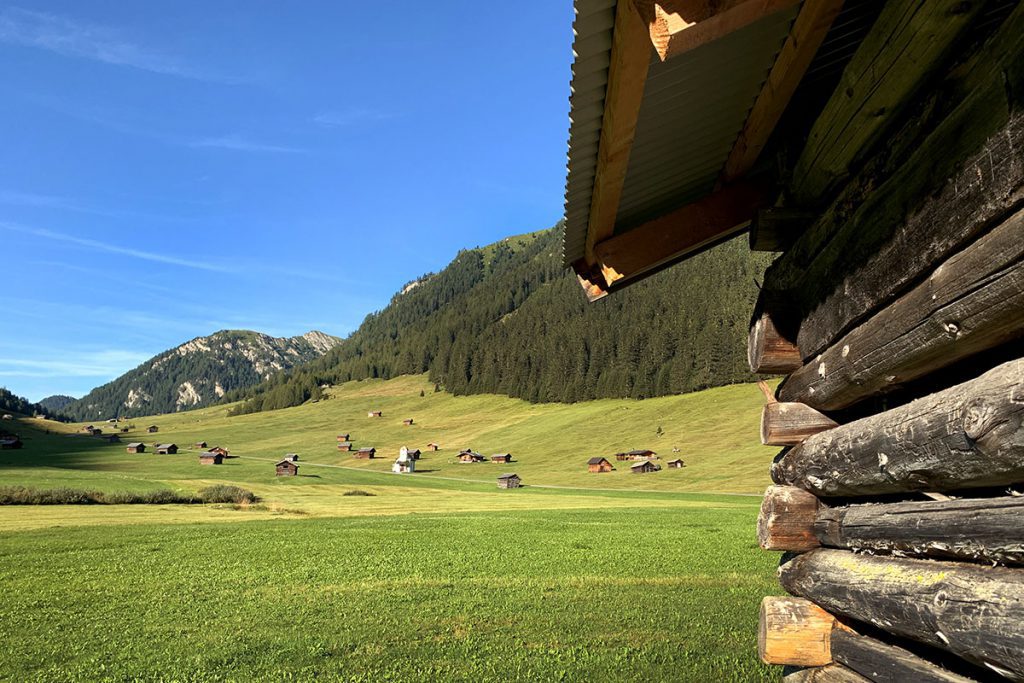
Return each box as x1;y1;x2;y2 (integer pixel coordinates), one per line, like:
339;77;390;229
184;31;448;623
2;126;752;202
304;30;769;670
155;444;178;455
337;441;354;452
354;447;376;459
630;461;659;475
147;425;158;433
209;446;229;457
276;459;299;476
402;418;414;426
587;457;614;473
199;452;223;465
406;448;422;460
126;442;146;454
426;442;440;451
497;473;521;489
337;433;350;442
667;459;685;469
491;453;512;464
194;441;208;449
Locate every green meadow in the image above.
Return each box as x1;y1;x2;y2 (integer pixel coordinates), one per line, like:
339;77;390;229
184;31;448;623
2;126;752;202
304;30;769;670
0;375;780;681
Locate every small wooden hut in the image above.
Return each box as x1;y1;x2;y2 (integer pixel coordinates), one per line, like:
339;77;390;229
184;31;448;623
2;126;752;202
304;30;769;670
630;461;659;475
402;418;414;426
457;450;485;464
354;447;376;459
337;441;354;452
336;433;350;442
497;473;521;489
367;410;382;418
146;425;158;433
490;453;512;464
155;444;178;455
0;437;22;450
194;441;208;449
426;442;440;451
561;1;1024;675
587;457;614;473
199;452;223;465
667;459;685;469
208;446;229;457
276;459;299;476
126;442;146;454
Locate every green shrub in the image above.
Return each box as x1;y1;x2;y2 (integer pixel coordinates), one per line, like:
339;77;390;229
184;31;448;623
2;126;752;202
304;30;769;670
198;485;259;504
342;489;375;497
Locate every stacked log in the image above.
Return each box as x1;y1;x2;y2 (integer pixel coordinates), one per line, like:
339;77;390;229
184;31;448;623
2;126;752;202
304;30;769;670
749;8;1024;675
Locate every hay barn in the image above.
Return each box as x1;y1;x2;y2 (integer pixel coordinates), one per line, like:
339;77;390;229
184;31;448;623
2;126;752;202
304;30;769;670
587;457;614;473
125;442;146;454
276;459;299;476
199;452;223;465
497;473;521;489
563;0;1024;677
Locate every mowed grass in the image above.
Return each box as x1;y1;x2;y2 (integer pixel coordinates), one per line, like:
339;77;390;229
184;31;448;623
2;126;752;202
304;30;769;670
0;507;779;682
0;377;780;680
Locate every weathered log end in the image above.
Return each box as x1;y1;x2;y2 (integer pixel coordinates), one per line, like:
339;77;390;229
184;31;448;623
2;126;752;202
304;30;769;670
758;485;822;551
782;664;870;682
749;301;803;374
759;596;836;666
761;402;839;446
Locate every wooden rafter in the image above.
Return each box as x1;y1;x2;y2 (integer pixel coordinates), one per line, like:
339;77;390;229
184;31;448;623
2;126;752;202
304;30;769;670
636;0;801;61
590;181;768;287
722;0;845;183
583;0;652;265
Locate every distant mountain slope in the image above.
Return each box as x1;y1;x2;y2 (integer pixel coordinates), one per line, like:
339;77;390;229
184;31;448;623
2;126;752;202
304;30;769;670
38;395;76;413
64;330;341;420
226;225;771;414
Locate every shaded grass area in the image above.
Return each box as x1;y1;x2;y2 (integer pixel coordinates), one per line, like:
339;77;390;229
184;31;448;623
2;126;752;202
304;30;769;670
0;506;779;682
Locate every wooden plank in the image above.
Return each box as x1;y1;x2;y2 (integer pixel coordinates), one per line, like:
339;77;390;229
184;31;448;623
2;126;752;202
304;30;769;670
777;207;1024;410
759;596;836;666
763;8;1024;358
816;496;1024;567
779;549;1024;679
761;402;838;446
748;293;802;374
773;358;1024;497
829;629;977;683
593;181;768;286
758;485;821;552
749;208;816;252
790;0;986;204
584;0;652;265
722;1;845;183
640;0;801;62
783;665;869;683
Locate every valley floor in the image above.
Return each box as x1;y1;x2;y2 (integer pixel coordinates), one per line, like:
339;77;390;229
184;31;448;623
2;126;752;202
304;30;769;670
0;376;778;681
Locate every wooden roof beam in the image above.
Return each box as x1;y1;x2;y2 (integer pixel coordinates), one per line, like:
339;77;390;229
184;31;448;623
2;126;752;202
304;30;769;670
635;0;801;62
591;180;769;288
722;0;845;183
583;0;653;266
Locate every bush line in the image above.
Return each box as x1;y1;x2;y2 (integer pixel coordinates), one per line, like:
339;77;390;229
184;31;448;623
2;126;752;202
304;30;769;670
0;484;259;506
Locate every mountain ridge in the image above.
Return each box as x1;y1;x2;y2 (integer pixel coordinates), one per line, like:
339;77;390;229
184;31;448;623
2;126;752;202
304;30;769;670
62;329;341;420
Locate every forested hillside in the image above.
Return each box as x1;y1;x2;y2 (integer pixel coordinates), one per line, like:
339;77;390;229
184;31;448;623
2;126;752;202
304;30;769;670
63;330;340;421
38;395;76;413
226;226;771;414
0;388;69;421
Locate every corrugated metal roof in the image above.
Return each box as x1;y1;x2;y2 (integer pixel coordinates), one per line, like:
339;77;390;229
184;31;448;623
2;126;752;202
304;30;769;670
562;1;798;266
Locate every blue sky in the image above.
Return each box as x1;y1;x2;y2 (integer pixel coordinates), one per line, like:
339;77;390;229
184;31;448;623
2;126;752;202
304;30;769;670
0;1;574;401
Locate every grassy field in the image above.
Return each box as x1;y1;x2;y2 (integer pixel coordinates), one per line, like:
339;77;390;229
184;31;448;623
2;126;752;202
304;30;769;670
0;376;779;681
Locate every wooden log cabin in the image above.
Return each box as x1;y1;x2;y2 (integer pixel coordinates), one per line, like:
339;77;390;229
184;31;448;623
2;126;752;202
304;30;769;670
588;456;615;473
562;0;1024;678
497;473;522;489
276;459;299;476
337;441;354;452
198;452;223;465
354;447;376;459
125;442;146;454
154;443;178;455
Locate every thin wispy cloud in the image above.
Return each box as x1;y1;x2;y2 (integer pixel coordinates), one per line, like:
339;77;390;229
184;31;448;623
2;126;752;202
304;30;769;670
189;134;305;154
313;108;394;128
0;222;228;272
0;7;217;80
0;350;151;379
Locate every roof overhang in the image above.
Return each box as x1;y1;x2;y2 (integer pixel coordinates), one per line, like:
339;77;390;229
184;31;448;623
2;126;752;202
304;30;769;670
563;0;846;300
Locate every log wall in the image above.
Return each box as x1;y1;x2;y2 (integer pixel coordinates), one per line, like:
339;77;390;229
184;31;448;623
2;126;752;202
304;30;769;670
752;4;1024;680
